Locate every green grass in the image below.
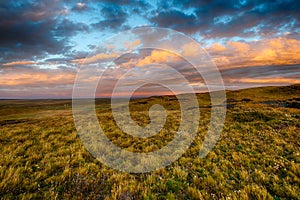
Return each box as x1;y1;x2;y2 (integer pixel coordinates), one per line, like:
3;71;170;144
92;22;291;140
0;85;299;199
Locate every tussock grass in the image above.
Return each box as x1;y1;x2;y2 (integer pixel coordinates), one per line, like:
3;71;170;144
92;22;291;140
0;85;299;199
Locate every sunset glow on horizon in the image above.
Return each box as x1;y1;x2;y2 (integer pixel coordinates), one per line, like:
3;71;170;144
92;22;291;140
0;0;299;98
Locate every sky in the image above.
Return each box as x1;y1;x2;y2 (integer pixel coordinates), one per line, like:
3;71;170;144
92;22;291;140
0;0;299;98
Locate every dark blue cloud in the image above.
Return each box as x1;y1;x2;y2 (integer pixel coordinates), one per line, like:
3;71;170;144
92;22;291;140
150;10;198;34
1;0;299;64
0;0;87;63
147;0;300;38
91;4;128;30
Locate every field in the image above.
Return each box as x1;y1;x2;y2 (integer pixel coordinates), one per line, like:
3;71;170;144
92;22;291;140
0;85;299;199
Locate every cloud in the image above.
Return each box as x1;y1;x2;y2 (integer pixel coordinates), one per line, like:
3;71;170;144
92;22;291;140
237;77;300;84
227;41;249;53
72;2;88;12
146;0;300;38
1;0;300;98
55;19;89;37
207;37;300;68
135;50;181;66
72;53;119;64
0;0;88;65
124;40;141;51
2;61;37;67
251;37;300;66
220;64;300;88
181;42;201;57
114;49;189;71
150;10;199;34
91;4;128;30
206;43;227;52
0;66;75;86
0;65;76;98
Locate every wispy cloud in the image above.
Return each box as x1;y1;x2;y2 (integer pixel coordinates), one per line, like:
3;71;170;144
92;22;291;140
2;61;37;67
72;53;119;64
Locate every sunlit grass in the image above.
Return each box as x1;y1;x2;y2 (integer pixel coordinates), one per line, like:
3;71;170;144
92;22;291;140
0;85;299;199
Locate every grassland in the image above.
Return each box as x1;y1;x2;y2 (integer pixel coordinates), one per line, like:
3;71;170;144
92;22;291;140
0;85;299;199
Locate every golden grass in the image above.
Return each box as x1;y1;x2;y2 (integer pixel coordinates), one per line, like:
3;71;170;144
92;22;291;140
0;84;299;199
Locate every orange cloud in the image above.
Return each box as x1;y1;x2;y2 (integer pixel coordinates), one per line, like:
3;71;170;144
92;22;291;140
135;50;181;66
227;41;249;53
124;40;141;51
269;38;284;49
252;49;276;62
181;42;201;57
237;77;300;84
72;53;119;64
212;56;230;66
207;37;300;68
0;70;75;86
251;37;300;66
206;42;227;52
2;61;36;66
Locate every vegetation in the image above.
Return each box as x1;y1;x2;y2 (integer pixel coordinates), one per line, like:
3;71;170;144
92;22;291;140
0;85;299;199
